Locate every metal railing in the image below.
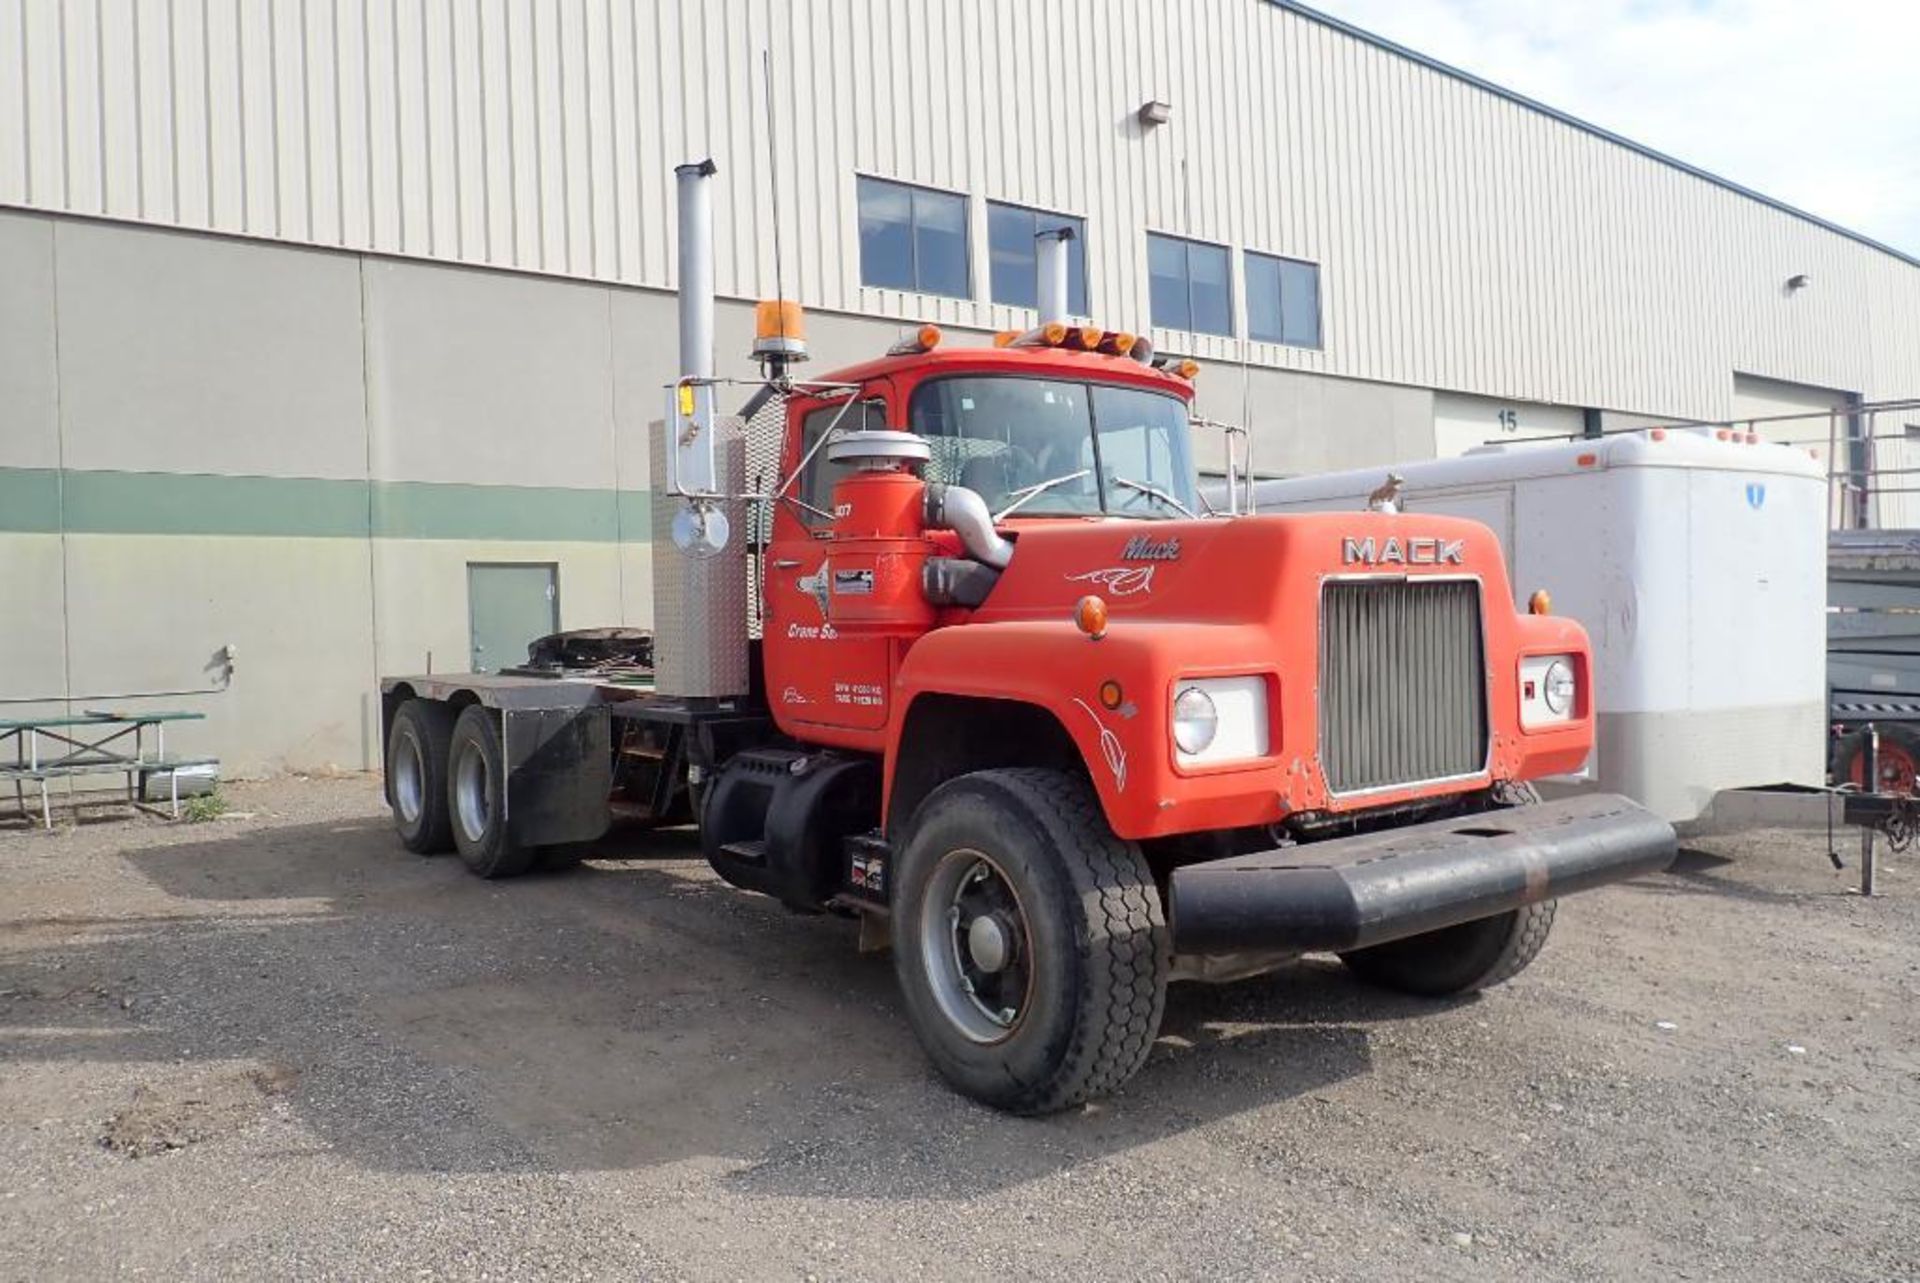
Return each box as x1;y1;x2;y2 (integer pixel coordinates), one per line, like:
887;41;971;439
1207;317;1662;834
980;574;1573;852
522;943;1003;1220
1508;398;1920;532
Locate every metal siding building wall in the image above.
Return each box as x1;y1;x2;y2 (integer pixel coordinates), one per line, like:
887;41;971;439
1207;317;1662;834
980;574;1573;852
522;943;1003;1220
2;0;1917;420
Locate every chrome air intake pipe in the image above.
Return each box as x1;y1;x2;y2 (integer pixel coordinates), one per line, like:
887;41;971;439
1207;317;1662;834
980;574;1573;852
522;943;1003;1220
924;483;1014;569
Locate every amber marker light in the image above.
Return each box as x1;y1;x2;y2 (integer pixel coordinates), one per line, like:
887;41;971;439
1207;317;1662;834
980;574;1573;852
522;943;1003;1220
1074;595;1109;640
1098;679;1125;710
753;298;807;345
1528;589;1553;615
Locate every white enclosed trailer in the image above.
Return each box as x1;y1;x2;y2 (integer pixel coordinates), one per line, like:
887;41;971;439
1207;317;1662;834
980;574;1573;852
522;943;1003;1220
1237;430;1828;824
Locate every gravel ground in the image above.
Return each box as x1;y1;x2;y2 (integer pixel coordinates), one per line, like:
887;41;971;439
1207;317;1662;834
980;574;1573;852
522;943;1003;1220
1;777;1916;1281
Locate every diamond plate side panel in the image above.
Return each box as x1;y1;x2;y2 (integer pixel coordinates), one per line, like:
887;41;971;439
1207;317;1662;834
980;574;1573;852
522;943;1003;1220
650;416;750;699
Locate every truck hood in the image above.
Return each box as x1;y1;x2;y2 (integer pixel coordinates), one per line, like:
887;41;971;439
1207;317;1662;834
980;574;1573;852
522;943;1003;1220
969;512;1515;625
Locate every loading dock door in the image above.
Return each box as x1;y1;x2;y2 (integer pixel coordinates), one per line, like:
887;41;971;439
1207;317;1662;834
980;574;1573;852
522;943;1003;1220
1731;373;1868;523
468;562;558;673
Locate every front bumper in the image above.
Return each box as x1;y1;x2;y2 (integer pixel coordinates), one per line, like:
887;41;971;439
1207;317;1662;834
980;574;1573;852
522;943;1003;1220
1166;793;1676;955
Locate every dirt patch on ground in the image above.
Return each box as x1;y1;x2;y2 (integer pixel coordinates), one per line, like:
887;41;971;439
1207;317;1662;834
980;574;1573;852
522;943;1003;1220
100;1065;300;1159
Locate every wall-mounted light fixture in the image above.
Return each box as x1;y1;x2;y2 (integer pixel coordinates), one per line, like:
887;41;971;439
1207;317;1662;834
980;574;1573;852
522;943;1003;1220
1138;100;1172;127
1786;273;1811;291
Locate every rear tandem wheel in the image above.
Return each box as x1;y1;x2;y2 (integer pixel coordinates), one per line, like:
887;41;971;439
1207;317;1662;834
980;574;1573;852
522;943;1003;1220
446;704;537;879
386;699;455;855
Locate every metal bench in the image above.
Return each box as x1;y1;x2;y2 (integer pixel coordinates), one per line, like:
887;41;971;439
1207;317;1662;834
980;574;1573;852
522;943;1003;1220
1;712;214;828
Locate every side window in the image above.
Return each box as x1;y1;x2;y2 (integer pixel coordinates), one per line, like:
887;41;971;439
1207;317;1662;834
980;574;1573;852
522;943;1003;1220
795;399;887;527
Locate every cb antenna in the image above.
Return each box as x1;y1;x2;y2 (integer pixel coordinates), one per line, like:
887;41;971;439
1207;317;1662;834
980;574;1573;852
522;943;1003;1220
763;48;786;318
746;46;807;401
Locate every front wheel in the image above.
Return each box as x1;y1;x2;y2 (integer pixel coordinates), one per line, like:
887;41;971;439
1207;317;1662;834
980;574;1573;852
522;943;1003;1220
1338;783;1554;997
892;768;1169;1114
1338;901;1557;997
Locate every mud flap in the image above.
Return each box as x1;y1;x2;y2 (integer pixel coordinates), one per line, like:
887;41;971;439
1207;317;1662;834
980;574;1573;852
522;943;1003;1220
503;706;613;847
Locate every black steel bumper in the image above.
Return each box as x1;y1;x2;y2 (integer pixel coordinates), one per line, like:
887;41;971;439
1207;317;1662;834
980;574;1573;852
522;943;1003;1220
1166;793;1676;955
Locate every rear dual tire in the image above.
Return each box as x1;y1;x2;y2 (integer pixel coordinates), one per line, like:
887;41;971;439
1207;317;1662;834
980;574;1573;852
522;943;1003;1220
388;700;455;855
387;699;585;878
446;704;536;879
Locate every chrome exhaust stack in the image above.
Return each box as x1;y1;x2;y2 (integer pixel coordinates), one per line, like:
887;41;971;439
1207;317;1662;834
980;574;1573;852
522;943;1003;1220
652;158;749;701
1036;226;1074;326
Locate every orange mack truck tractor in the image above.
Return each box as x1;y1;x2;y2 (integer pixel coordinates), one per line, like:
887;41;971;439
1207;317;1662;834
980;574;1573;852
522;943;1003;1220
378;161;1676;1114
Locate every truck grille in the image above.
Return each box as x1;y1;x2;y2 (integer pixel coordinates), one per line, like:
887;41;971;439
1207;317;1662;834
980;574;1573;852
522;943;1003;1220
1319;579;1488;794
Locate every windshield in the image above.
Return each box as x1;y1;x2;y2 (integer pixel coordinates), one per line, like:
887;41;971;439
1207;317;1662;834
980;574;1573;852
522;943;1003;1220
907;376;1197;518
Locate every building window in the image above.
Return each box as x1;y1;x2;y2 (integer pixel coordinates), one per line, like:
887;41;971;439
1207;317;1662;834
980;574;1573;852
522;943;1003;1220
987;202;1088;315
1146;233;1232;337
857;176;969;298
1246;251;1322;348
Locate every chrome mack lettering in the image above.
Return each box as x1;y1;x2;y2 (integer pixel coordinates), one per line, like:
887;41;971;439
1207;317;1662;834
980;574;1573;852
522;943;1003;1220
1341;535;1467;567
1121;535;1182;562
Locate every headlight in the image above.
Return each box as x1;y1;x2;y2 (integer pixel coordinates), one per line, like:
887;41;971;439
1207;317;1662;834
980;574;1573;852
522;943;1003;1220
1172;686;1219;755
1168;676;1272;765
1519;654;1579;729
1543;660;1576;715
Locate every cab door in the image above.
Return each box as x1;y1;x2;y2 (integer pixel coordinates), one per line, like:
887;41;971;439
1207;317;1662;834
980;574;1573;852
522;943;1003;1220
763;392;895;735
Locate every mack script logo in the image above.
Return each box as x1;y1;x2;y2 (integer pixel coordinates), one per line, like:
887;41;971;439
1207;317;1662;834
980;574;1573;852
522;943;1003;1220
1341;535;1466;567
1121;535;1182;562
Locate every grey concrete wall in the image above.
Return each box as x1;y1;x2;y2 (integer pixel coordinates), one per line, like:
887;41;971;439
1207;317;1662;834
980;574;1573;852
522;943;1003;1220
55;220;371;478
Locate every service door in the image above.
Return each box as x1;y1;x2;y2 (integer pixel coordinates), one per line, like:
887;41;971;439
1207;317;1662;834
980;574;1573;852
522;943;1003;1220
468;562;559;673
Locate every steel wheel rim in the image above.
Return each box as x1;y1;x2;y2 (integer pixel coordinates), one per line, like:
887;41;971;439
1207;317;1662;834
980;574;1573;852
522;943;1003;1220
453;742;491;842
918;848;1035;1045
1852;742;1919;795
393;734;425;824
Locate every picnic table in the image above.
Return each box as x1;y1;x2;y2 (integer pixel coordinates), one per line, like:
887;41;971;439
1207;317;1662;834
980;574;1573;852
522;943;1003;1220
1;710;216;829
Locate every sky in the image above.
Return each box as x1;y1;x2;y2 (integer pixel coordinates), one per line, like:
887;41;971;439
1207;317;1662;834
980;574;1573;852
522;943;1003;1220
1303;0;1920;258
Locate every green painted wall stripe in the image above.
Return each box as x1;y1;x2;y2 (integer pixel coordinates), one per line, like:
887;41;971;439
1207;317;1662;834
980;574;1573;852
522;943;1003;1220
62;469;373;537
373;479;622;541
0;467;62;532
0;467;654;540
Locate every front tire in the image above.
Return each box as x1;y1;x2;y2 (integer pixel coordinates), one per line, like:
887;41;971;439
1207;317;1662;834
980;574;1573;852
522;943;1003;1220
387;699;454;854
1338;783;1555;997
892;768;1169;1114
447;705;535;879
1338;901;1557;997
